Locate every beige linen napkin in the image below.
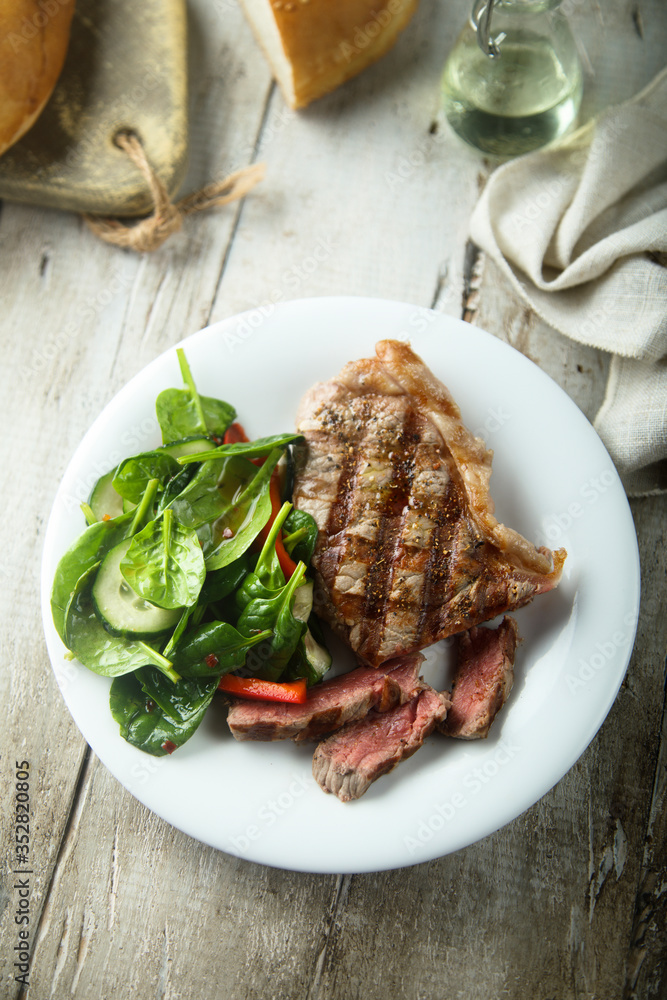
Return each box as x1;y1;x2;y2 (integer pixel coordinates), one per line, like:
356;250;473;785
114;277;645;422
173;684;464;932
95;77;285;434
470;68;667;495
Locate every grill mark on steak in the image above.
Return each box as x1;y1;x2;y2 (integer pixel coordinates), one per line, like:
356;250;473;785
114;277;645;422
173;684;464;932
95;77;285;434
413;474;468;644
326;439;359;539
356;405;420;662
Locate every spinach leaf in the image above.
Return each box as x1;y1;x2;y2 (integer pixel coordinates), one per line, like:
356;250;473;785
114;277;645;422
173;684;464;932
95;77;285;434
233;572;276;616
177;433;302;466
161;605;196;660
172;621;272;677
112;451;181;504
282;509;319;565
159;556;256;661
198;551;254;605
156;349;234;443
126;478;161;538
168;454;256;529
51;510;134;641
237;562;308;681
121;509;205;610
156;389;236;444
233;502;293;613
255;502;291;590
64;564;179;681
109;668;219;756
200;449;282;571
156;465;196;515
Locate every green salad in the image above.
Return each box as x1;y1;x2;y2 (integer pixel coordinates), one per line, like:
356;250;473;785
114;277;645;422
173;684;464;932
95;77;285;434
51;349;331;756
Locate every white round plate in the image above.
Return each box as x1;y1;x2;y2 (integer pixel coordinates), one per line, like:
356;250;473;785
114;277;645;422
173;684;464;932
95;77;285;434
41;297;640;873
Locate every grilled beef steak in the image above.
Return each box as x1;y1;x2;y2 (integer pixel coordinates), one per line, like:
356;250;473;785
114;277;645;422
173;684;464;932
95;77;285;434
226;654;423;742
440;617;518;739
312;684;450;802
293;340;565;667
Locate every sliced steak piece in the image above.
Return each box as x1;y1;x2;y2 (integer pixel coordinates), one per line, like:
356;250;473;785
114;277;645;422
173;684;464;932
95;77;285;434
293;339;566;667
226;653;423;742
440;616;519;739
312;685;450;802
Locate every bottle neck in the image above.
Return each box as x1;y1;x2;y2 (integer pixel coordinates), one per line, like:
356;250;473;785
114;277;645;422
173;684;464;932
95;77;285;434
472;0;565;57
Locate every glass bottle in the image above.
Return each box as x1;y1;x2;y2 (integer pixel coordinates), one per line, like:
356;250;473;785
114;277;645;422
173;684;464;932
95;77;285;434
441;0;583;157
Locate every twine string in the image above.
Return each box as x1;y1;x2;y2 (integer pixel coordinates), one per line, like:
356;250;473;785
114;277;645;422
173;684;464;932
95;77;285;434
84;131;265;252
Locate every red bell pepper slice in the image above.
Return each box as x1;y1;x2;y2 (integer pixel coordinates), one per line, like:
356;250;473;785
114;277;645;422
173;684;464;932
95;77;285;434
218;675;307;704
223;422;249;444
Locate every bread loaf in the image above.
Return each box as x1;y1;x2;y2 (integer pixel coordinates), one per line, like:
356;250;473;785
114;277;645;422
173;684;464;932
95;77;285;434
0;0;75;156
239;0;419;109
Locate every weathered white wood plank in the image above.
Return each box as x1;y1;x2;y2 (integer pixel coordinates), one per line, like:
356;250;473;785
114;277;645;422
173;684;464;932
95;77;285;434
209;0;485;324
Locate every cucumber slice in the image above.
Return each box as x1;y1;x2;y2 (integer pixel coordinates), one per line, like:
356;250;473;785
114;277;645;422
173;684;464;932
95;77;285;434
92;539;181;638
292;580;313;622
289;583;332;684
303;628;332;679
160;437;217;460
66;564;170;677
89;470;124;521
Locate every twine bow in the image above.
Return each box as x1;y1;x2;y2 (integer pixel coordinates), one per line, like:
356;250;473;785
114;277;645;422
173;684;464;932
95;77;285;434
85;131;265;252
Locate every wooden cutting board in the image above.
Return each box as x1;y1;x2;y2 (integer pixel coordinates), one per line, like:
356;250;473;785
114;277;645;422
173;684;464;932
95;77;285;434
0;0;187;217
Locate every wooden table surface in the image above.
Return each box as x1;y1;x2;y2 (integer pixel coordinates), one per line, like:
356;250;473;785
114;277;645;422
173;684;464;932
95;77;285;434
1;1;666;998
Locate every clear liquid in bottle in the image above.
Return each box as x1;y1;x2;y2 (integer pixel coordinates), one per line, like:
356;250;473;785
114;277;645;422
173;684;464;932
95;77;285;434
442;4;582;157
